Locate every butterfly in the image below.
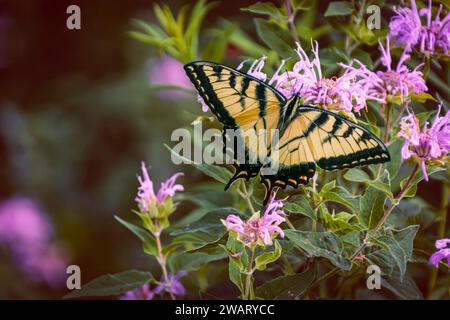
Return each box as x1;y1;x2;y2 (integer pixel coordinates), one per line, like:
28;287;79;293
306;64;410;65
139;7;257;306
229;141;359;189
184;61;390;205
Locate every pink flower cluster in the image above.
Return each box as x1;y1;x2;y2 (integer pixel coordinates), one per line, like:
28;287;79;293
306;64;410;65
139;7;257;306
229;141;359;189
135;161;184;212
389;0;450;56
0;197;68;287
205;39;426;115
397;104;450;180
222;194;285;247
236;41;384;114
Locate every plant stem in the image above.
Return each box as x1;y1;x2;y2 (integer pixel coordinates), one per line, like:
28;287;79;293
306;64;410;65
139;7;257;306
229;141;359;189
286;0;300;43
427;182;449;298
383;103;391;144
392;102;408;126
371;164;419;235
243;248;256;300
240;181;256;214
155;230;176;300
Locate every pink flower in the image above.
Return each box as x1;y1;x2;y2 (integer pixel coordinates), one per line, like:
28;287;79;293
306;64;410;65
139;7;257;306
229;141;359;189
341;38;427;104
436;238;450;249
135;161;184;212
231;42;385;115
222;194;285;246
121;283;154;300
397;104;450;180
430;238;450;270
377;38;427;100
197;95;209;112
149;56;192;99
430;249;450;269
389;0;450;57
272;41;382;113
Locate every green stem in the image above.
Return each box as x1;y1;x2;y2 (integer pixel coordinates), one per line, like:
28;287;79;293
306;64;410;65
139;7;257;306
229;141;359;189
243;248;256;300
370;164;419;236
155;230;176;300
235;181;256;214
383;103;391;144
286;0;300;43
427;182;449;298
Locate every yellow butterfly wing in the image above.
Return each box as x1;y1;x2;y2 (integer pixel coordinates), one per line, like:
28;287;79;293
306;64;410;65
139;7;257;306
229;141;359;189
261;106;390;200
184;61;286;188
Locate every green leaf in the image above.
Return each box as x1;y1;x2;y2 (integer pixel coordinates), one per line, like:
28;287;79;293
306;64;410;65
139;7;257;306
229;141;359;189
255;267;315;299
165;144;232;184
255;240;282;271
64;270;153;299
367;170;393;201
352;48;373;69
359;185;386;230
411;92;437;103
241;2;281;16
384;139;403;179
382;270;423;300
285;230;352;270
374;225;418;279
331;186;359;212
228;256;244;293
322;211;360;234
400;166;445;198
320;180;336;193
344;168;370;182
321;187;355;210
114;216;157;256
365;248;396;277
283;196;316;220
170;207;236;238
169;250;226;273
254;19;294;58
324;1;354;17
202;23;236;62
223;236;247;294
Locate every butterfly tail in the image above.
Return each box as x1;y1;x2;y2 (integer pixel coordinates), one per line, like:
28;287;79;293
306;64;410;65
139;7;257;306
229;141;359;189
261;178;276;206
224;170;245;191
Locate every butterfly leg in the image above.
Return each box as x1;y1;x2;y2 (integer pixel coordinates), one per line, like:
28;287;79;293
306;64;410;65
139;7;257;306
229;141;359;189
260;163;316;205
222;126;262;191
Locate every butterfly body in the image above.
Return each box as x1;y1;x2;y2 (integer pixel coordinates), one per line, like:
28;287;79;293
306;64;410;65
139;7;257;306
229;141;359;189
184;61;390;204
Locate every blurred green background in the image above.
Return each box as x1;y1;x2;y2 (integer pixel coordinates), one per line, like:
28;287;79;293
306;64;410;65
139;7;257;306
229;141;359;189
0;0;250;298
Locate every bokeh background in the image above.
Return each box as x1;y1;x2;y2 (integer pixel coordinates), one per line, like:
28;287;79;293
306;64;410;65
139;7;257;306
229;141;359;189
0;0;448;299
0;0;262;299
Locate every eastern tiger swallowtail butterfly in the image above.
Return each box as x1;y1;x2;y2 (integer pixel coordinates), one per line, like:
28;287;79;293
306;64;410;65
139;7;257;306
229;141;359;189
184;61;390;205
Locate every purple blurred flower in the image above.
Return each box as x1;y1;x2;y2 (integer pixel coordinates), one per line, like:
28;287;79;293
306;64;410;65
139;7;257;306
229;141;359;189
154;272;186;297
222;193;285;247
149;56;192;100
430;238;450;269
397;104;450;180
0;197;68;287
135;161;184;212
389;0;450;56
121;283;154;300
0;197;52;247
